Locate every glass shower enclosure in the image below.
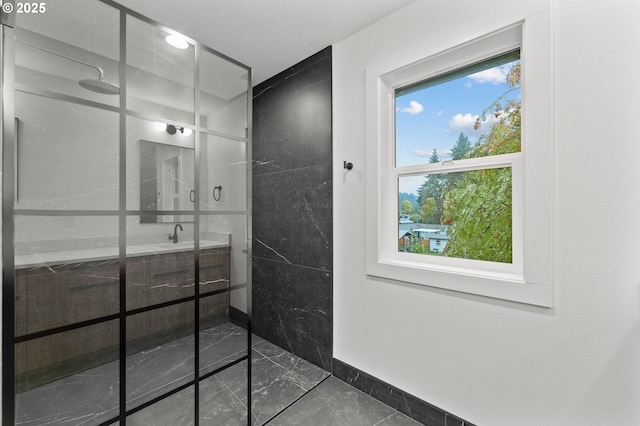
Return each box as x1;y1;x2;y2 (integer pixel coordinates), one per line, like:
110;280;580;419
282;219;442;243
1;0;252;424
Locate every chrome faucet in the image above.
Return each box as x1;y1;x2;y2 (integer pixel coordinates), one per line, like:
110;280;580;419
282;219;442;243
169;223;183;243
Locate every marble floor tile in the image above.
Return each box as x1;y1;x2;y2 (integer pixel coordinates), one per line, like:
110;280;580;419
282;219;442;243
14;323;417;426
210;338;331;426
200;364;249;425
249;339;330;425
266;376;423;426
125;333;195;409
377;412;428;426
200;322;249;376
15;360;119;425
14;322;329;426
127;386;195;426
16;322;248;425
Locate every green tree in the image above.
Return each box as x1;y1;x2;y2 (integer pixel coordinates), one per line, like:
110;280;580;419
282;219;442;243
450;132;472;160
442;62;521;263
442;132;473;192
472;62;521;156
400;199;414;215
415;149;444;223
421;198;437;222
428;148;440;163
409;232;428;254
417;177;444;224
443;168;513;262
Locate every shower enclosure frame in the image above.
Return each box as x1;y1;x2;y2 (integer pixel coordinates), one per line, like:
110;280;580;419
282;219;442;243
0;0;253;423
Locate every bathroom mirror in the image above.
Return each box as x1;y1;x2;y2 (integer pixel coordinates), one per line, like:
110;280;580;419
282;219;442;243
140;139;194;223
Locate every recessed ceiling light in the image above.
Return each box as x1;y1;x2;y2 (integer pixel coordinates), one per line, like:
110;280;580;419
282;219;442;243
166;34;189;50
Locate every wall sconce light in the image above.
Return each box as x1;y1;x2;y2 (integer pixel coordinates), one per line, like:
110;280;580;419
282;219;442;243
166;124;180;134
163;124;193;136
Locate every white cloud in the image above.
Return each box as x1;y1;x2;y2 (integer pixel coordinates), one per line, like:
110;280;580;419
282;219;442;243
468;65;510;85
448;111;509;135
448;113;479;132
401;100;424;115
411;149;432;157
412;148;452;160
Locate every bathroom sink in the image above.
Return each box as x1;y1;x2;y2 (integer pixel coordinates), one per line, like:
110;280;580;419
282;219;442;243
127;240;226;256
155;241;195;250
15;238;229;269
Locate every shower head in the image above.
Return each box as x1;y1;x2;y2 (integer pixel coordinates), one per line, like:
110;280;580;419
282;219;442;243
17;38;120;95
78;77;120;95
78;61;120;95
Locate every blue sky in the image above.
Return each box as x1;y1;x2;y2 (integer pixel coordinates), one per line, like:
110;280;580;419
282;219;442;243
396;60;520;195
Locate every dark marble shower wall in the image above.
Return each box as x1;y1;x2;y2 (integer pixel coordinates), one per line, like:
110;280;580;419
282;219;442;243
252;47;332;371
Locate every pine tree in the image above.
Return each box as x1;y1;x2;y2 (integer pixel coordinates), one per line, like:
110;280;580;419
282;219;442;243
428;148;440;163
450;132;472;160
414;150;444;224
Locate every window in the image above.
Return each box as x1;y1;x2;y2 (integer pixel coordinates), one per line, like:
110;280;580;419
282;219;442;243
365;14;553;307
396;52;520;265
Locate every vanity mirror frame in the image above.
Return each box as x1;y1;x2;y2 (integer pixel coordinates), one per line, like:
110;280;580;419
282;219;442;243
139;139;195;224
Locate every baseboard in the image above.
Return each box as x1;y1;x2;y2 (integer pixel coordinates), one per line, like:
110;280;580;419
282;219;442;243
332;358;474;426
229;306;249;330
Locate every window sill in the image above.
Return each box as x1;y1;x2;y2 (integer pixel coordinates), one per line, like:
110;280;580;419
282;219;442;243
367;260;553;307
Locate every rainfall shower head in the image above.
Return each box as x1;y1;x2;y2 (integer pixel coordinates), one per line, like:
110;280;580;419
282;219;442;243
17;39;120;95
79;76;120;95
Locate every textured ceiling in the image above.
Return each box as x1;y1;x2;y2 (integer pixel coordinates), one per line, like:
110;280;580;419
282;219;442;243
113;0;416;86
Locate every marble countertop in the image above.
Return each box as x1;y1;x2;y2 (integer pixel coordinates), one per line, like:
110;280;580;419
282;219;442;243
15;239;229;269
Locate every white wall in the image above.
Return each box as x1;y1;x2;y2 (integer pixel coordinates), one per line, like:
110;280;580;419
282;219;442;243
333;1;640;424
203;97;250;313
13;75;248;239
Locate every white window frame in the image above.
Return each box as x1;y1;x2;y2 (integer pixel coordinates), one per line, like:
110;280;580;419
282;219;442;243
365;12;553;307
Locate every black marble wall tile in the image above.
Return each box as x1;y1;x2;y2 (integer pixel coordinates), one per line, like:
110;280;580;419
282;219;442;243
253;48;332;176
332;359;476;426
252;258;332;371
253;164;332;271
252;47;333;372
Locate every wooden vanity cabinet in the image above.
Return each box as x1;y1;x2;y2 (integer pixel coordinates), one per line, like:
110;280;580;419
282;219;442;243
15;246;230;391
